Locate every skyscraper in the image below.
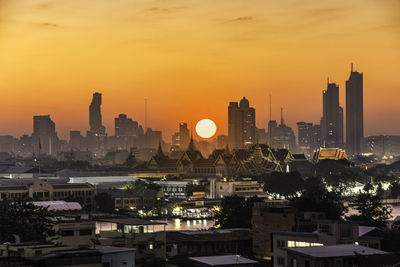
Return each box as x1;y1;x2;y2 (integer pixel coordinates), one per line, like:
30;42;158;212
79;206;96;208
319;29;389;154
297;122;322;156
87;92;106;157
228;97;256;149
346;64;364;155
89;92;106;135
267;108;296;150
115;114;139;137
321;81;343;148
33;115;59;156
172;123;190;150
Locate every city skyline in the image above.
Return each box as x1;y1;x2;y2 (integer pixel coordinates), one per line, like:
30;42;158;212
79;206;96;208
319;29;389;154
0;0;399;139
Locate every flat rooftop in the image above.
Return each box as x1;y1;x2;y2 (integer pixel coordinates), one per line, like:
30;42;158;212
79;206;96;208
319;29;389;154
97;217;167;226
189;255;258;266
283;244;387;259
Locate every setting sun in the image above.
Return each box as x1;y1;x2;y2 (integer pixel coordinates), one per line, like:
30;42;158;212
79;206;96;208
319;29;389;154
196;119;217;139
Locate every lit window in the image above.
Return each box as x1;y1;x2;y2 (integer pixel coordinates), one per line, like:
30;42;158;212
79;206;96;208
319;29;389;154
288;241;296;247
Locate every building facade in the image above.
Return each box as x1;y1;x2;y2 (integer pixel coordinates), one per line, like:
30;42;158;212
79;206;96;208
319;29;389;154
228;97;256;149
346;65;364;156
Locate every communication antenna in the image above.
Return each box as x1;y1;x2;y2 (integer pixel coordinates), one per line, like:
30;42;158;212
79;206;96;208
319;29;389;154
144;97;148;131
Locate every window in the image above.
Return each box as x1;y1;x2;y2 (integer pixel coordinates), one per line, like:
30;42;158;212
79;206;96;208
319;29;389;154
79;229;92;236
295;241;310;247
288;241;296;247
277;240;285;248
311;243;323;247
277;257;285;266
60;230;74;236
340;226;352;239
305;260;310;267
319;224;331;234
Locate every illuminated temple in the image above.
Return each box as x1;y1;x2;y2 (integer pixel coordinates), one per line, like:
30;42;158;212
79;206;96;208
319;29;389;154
147;139;300;177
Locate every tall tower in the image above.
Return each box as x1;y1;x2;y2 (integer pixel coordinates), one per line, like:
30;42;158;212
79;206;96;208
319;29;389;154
346;64;364;155
87;92;106;157
89;92;105;134
33;115;59;156
321;81;343;148
228;97;256;149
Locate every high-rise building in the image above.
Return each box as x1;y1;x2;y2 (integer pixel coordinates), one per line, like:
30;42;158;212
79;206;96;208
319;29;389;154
115;114;139;137
69;130;84;151
321;81;343;148
297;122;322;156
346;64;364;155
87;92;107;157
33;115;59;156
145;128;162;149
216;134;229;149
89;92;106;134
171;123;190;150
267;109;296;150
228;97;256;149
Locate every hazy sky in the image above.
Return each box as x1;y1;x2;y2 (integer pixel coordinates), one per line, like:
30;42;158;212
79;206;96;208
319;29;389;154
0;0;399;140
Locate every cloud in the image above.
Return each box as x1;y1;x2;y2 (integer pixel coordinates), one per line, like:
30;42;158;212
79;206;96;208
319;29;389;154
39;22;61;28
230;16;254;22
147;6;185;13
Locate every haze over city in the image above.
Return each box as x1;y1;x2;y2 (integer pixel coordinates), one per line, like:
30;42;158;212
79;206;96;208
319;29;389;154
0;0;399;139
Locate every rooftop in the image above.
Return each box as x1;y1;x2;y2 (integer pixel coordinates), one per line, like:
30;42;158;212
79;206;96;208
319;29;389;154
97;217;167;226
283;244;387;259
189;255;258;266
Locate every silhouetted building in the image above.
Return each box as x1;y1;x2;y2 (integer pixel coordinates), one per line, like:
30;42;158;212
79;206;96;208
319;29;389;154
145;128;162;149
69;130;84;151
321;81;343;148
87;93;106;157
216;135;228;149
268;109;296;150
346;64;364;155
115;114;140;137
297;122;322;156
33;115;59;156
171;123;190;150
361;135;400;157
0;135;16;154
89;92;105;135
228;97;256;149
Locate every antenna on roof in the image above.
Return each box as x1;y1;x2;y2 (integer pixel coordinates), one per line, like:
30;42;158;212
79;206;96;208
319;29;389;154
144;97;148;131
351;63;354;72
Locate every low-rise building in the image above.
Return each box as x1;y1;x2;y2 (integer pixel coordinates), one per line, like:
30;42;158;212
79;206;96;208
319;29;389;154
283;244;387;267
97;218;166;265
166;228;252;260
98;188;164;211
210;179;266;199
0;178;95;207
272;220;382;267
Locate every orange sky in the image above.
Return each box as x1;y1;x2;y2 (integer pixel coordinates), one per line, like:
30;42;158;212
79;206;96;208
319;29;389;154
0;0;399;141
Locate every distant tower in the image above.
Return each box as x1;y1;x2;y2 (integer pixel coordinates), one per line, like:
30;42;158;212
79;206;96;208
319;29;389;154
321;82;343;148
228;97;256;149
89;92;106;134
87;92;106;157
346;64;364;155
33;115;59;156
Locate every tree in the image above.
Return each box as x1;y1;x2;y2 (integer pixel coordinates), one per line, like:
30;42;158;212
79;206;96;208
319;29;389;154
389;182;400;199
123;180;161;191
214;195;262;229
381;220;400;252
263;171;304;197
94;192;114;213
0;200;55;243
347;183;392;228
290;183;347;220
